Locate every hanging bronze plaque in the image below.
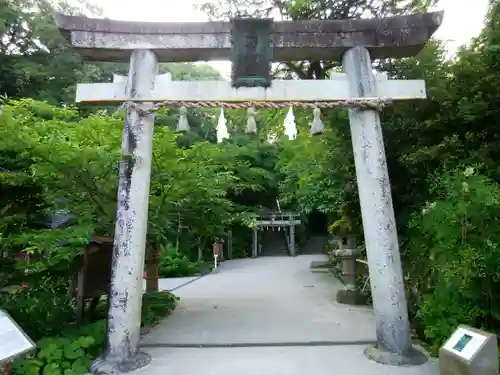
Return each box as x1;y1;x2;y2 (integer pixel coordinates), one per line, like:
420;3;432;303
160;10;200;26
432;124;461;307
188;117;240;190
231;18;273;88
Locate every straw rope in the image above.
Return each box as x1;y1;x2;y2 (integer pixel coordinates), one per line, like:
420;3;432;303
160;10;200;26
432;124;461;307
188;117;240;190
122;97;391;115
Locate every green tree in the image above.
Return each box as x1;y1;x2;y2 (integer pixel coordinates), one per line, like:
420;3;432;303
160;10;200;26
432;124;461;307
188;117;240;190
0;0;102;104
0;100;232;276
199;0;438;79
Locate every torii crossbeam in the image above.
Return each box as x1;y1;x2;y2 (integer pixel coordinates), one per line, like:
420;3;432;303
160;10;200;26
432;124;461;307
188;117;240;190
56;11;443;62
56;11;443;375
75;74;426;104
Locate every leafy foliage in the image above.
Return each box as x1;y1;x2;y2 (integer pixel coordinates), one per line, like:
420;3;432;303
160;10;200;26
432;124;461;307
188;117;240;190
0;99;271;280
9;291;176;375
277;119;356;220
199;0;437;20
141;291;179;327
157;244;205;278
405;168;500;351
0;277;75;341
199;0;437;79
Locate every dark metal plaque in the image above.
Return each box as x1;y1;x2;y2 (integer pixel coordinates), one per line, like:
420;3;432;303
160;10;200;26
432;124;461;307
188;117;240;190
231;18;273;88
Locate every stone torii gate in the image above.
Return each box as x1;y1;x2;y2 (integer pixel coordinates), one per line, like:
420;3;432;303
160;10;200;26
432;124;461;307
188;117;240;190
57;11;443;374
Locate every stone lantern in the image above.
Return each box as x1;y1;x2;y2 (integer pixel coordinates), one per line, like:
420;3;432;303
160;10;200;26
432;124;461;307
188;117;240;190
333;235;363;305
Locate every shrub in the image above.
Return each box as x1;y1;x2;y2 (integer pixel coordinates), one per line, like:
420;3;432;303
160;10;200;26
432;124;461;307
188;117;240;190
141;291;179;327
0;277;75;341
157;244;205;278
404;167;500;352
11;291;178;375
11;320;105;375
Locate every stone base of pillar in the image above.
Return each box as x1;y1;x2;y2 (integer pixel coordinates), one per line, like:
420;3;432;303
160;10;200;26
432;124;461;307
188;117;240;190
336;289;366;305
91;351;151;375
364;344;428;366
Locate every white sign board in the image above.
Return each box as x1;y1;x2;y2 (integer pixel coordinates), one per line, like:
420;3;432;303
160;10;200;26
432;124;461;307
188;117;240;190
442;327;487;361
0;310;35;363
439;325;498;375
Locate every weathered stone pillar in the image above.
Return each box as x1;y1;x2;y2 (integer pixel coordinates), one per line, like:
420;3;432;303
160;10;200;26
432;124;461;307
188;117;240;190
334;235;362;305
342;47;426;365
91;49;158;374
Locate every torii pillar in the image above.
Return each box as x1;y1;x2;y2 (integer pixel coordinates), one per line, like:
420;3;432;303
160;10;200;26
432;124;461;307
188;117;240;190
56;10;443;373
343;47;423;365
93;50;158;374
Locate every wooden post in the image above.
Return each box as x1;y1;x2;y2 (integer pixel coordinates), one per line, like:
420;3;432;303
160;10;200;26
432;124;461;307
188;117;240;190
252;227;258;258
289;214;296;256
91;50;157;374
343;47;425;366
219;238;225;262
227;229;233;259
75;249;88;327
212;240;220;273
145;247;159;293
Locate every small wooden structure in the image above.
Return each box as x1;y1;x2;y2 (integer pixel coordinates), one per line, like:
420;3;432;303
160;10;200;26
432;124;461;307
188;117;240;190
71;235;113;325
2;234;159;327
252;212;300;257
71;235;159;325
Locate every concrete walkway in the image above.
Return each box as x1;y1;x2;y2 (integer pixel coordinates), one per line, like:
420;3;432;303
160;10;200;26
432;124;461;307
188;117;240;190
138;255;439;375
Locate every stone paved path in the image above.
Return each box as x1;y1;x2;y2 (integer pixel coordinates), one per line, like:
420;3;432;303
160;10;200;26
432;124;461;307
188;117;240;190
138;255;439;375
141;255;375;346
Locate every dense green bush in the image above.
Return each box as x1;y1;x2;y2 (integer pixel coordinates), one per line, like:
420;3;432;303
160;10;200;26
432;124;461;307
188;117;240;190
12;322;105;375
0;278;75;341
157;244;205;278
404;167;500;352
141;291;179;326
10;291;177;375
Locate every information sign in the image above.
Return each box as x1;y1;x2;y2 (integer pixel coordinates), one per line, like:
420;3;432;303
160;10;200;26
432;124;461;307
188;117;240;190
442;327;487;361
0;310;36;363
439;325;498;375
